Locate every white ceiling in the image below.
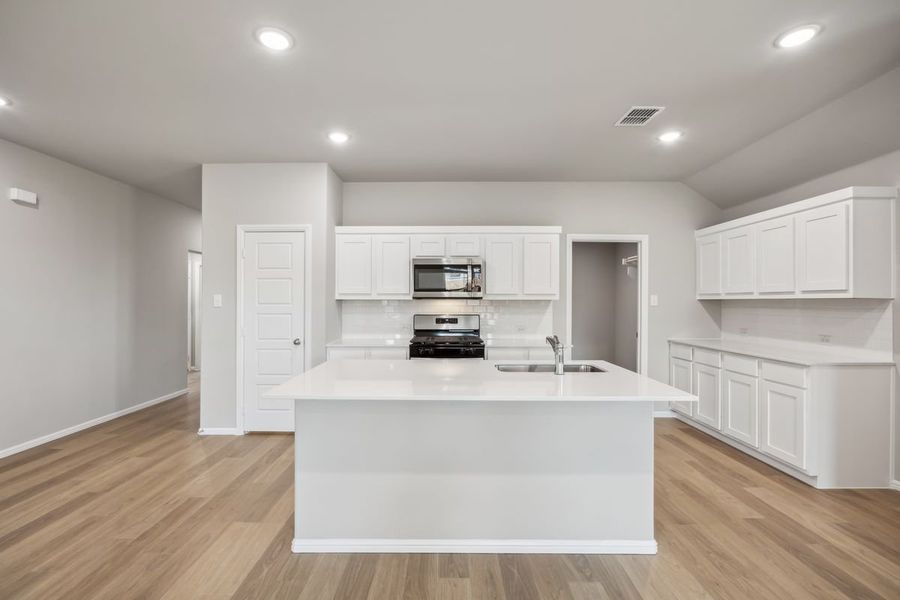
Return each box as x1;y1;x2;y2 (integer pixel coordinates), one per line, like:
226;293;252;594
1;0;899;210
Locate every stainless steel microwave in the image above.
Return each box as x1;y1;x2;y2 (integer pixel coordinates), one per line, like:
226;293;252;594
412;257;484;299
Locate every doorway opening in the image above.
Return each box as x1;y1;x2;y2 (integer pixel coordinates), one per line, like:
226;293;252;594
187;250;202;372
566;234;649;373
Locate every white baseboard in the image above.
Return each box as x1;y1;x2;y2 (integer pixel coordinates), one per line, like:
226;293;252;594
0;388;188;460
197;427;244;436
654;409;676;418
890;480;900;492
291;538;657;554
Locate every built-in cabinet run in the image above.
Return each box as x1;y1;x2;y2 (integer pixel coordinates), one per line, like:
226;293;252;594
695;187;895;299
668;341;893;488
335;226;561;300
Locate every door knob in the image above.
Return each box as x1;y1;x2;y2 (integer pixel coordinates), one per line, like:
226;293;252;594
293;338;302;346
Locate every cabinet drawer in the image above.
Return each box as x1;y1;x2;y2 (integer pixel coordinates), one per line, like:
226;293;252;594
760;361;807;388
692;348;721;368
670;344;693;361
723;353;758;377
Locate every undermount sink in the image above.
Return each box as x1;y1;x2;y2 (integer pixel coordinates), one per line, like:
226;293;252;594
495;363;605;373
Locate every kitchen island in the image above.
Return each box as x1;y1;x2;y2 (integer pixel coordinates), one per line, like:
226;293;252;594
267;358;694;554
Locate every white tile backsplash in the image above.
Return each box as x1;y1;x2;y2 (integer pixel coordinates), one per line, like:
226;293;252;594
721;299;892;352
340;300;554;341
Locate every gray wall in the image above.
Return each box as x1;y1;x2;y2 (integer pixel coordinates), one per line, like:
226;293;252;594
200;163;342;430
614;243;639;371
343;182;722;383
571;243;617;361
0;138;201;455
714;148;900;484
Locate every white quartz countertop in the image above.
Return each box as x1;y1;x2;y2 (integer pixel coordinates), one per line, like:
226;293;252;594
326;337;549;348
669;338;895;366
267;359;696;403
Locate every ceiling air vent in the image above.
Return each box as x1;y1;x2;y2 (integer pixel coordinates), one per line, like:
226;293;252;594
615;106;665;127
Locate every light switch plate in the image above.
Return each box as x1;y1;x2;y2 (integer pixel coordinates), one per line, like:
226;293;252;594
213;294;223;308
650;294;659;306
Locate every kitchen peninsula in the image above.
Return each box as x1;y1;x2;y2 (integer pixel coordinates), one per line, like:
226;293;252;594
267;358;694;554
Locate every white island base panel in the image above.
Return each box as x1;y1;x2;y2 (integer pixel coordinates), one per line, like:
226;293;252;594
292;399;656;554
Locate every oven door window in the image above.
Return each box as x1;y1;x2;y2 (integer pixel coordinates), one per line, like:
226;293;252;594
414;265;469;292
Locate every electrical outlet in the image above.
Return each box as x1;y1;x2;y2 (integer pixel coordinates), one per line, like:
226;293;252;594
819;334;832;343
739;328;748;335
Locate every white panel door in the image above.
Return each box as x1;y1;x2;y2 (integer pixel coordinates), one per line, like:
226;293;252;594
757;216;795;294
696;234;721;295
722;370;758;447
243;231;305;432
760;381;807;469
722;226;755;294
335;235;373;296
447;235;482;257
485;235;522;296
522;235;559;296
669;357;693;417
373;235;411;295
692;363;721;430
411;235;446;257
797;202;849;292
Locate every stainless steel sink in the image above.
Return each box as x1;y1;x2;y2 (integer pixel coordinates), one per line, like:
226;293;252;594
495;364;605;373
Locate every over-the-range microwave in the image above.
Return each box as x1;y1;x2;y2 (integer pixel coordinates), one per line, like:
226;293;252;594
412;257;484;299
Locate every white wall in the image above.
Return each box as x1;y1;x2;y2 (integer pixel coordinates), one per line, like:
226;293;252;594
713;148;900;483
0;138;201;456
342;182;722;383
200;163;342;430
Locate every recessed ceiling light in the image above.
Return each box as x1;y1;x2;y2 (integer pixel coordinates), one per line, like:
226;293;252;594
328;131;350;144
255;27;294;51
775;24;821;49
0;96;11;108
658;130;683;143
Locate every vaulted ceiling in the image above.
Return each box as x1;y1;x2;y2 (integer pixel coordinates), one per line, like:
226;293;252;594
1;0;899;210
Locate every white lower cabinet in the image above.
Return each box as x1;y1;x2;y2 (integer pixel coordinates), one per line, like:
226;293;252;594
721;370;758;447
759;380;806;470
327;347;408;360
669;357;693;417
692;363;721;430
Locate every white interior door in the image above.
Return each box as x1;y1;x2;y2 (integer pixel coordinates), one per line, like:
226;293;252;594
243;231;306;432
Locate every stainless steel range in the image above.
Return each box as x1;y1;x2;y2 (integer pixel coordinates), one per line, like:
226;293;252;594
408;314;485;359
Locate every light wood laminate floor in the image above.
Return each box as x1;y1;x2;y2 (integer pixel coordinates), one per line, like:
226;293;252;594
1;372;898;599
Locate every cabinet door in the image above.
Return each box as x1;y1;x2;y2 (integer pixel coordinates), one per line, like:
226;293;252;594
722;226;755;294
797;202;849;292
336;235;372;296
486;347;529;361
669;357;693;417
327;347;367;360
367;347;408;360
447;235;482;257
722;370;758;447
696;234;722;295
522;235;559;296
411;235;446;257
373;235;411;295
759;381;806;469
485;236;522;296
757;216;795;294
692;363;721;430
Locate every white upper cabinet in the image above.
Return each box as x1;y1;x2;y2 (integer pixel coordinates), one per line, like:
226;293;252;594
335;227;561;300
335;234;373;296
373;235;411;296
756;216;795;294
696;234;722;296
695;187;895;299
722;226;755;294
447;235;482;256
485;235;522;296
797;202;848;293
411;235;446;257
522;234;559;297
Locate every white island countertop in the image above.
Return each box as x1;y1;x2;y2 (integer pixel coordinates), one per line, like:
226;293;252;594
267;359;695;403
